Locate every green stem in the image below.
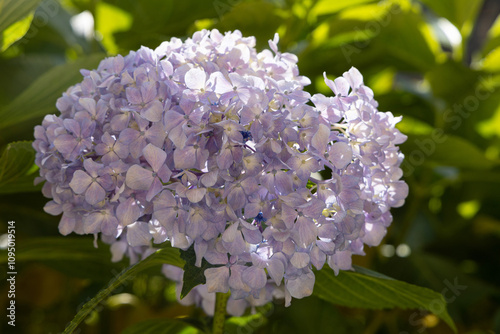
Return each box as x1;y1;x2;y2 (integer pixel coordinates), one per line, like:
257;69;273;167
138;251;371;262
212;291;230;334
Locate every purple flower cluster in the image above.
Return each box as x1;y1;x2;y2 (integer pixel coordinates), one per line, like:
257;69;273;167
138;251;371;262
33;29;408;314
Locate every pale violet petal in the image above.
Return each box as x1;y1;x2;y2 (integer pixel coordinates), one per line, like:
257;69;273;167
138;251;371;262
69;170;92;194
290;252;310;269
204;266;230;293
127;221;152;247
125;164;153;190
286;271;315;299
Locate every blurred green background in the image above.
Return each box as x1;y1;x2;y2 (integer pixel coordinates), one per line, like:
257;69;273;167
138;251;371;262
1;0;500;333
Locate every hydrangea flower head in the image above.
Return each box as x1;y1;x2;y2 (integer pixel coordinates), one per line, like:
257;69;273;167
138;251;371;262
33;29;408;314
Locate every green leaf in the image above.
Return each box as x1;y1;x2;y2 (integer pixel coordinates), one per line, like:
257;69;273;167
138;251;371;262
1;12;34;52
224;312;268;334
0;141;39;194
402;133;495;170
313;265;457;332
121;319;200;334
95;2;132;54
63;245;184;334
418;0;483;35
0;0;41;34
308;0;377;21
410;253;500;309
0;237;125;281
0;53;105;129
377;10;440;72
480;47;500;73
215;1;283;50
180;244;217;298
0;237;113;263
426;59;479;104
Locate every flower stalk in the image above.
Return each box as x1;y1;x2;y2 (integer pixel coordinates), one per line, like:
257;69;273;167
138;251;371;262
213;291;230;334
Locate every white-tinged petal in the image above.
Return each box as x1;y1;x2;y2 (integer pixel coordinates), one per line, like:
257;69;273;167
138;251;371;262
311;123;330;154
267;256;285;285
286;271;315;299
185;67;206;91
127;221;152;247
330;142;352;169
361;223;387;246
204;266;230;293
110;241;128;262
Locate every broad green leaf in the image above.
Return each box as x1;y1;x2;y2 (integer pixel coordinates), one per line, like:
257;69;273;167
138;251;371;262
480;47;500;72
301;2;441;76
426;59;479;104
314;265;457;332
95;2;132;54
180;244;216;298
224;313;268;334
308;0;377;22
396;116;434;136
215;1;283;50
0;237;126;280
402;133;495;170
377;10;440;71
62;245;184;334
0;141;39;194
261;294;365;334
1;12;34;51
482;13;500;56
121;319;199;334
0;237;114;263
410;253;500;308
309;2;394;49
111;0;218;51
419;0;483;35
0;53;105;129
44;0;94;54
0;0;41;33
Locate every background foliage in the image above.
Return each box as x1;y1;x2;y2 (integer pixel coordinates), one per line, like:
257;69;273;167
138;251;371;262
1;0;500;333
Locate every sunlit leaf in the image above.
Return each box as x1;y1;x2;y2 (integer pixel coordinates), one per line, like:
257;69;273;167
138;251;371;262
224;312;268;334
308;0;377;22
419;0;483;35
480;47;500;72
314;265;457;332
482;12;500;56
0;0;41;34
95;2;132;54
1;12;34;52
377;10;440;71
